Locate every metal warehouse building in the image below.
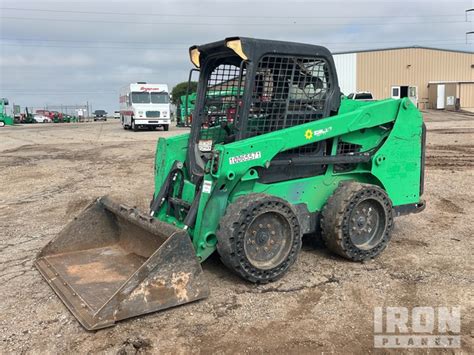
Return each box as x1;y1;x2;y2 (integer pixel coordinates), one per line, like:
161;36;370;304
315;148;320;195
333;46;474;111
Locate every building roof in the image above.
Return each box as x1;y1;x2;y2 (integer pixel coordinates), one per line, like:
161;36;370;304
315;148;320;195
428;80;474;84
334;45;474;55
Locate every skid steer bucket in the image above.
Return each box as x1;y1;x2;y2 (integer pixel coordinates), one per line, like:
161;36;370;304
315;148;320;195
35;196;209;330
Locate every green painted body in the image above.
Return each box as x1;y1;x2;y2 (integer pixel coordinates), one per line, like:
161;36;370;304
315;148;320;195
178;92;196;125
64;115;79;123
153;97;423;262
0;99;14;126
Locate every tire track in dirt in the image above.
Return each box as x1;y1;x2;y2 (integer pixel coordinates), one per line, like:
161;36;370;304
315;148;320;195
429;128;474;135
426;144;474;169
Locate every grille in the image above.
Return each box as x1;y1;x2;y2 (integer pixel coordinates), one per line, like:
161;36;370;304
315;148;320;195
146;111;160;118
199;63;246;151
334;141;361;172
337;141;361;155
243;55;330;139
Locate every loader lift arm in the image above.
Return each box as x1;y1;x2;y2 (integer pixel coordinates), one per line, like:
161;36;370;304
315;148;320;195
190;97;423;262
213;98;401;173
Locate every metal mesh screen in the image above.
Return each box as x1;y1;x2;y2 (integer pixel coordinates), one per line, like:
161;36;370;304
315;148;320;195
198;63;245;152
337;141;361;155
334;141;362;172
244;55;330;138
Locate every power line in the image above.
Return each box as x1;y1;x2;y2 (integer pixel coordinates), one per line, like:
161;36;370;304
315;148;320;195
0;43;186;50
0;7;466;19
1;16;467;27
1;91;118;95
0;36;466;46
0;41;470;51
0;37;188;46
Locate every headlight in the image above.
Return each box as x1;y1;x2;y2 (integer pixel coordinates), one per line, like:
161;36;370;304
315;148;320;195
189;47;200;68
138;111;144;115
226;39;248;60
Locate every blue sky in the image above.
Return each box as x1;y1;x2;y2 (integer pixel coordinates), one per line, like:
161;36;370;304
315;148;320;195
0;0;472;114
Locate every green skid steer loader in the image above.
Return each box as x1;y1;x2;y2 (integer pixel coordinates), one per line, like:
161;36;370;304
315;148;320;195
36;37;426;330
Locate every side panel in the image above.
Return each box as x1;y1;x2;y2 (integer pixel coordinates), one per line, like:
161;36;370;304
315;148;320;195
154;133;191;194
120;85;133;126
371;99;423;206
236;173;376;213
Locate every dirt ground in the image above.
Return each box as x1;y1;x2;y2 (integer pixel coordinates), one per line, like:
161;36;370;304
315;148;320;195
0;111;472;354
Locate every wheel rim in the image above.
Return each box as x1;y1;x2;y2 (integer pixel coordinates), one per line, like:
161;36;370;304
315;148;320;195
348;199;386;250
243;211;293;270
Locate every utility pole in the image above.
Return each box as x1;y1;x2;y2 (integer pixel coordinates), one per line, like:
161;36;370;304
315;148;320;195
467;8;473;44
465;8;473;21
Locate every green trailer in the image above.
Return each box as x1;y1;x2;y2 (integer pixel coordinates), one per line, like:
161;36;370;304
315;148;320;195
36;37;425;330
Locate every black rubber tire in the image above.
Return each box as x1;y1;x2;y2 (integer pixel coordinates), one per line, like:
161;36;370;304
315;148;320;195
163;124;169;131
321;181;394;261
131;119;137;132
216;194;302;284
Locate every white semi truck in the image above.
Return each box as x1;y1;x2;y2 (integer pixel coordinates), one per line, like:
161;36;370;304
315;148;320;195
120;82;171;131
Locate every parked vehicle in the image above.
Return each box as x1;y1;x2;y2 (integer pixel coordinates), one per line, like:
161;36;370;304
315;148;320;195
51;111;64;123
33;114;52;123
36;109;51;116
93;110;108;121
113;111;120;119
21;107;35;123
347;91;375;101
120;82;171;131
63;114;78;123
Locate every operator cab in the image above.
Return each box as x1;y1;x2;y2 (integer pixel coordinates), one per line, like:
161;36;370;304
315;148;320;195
186;37;341;182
